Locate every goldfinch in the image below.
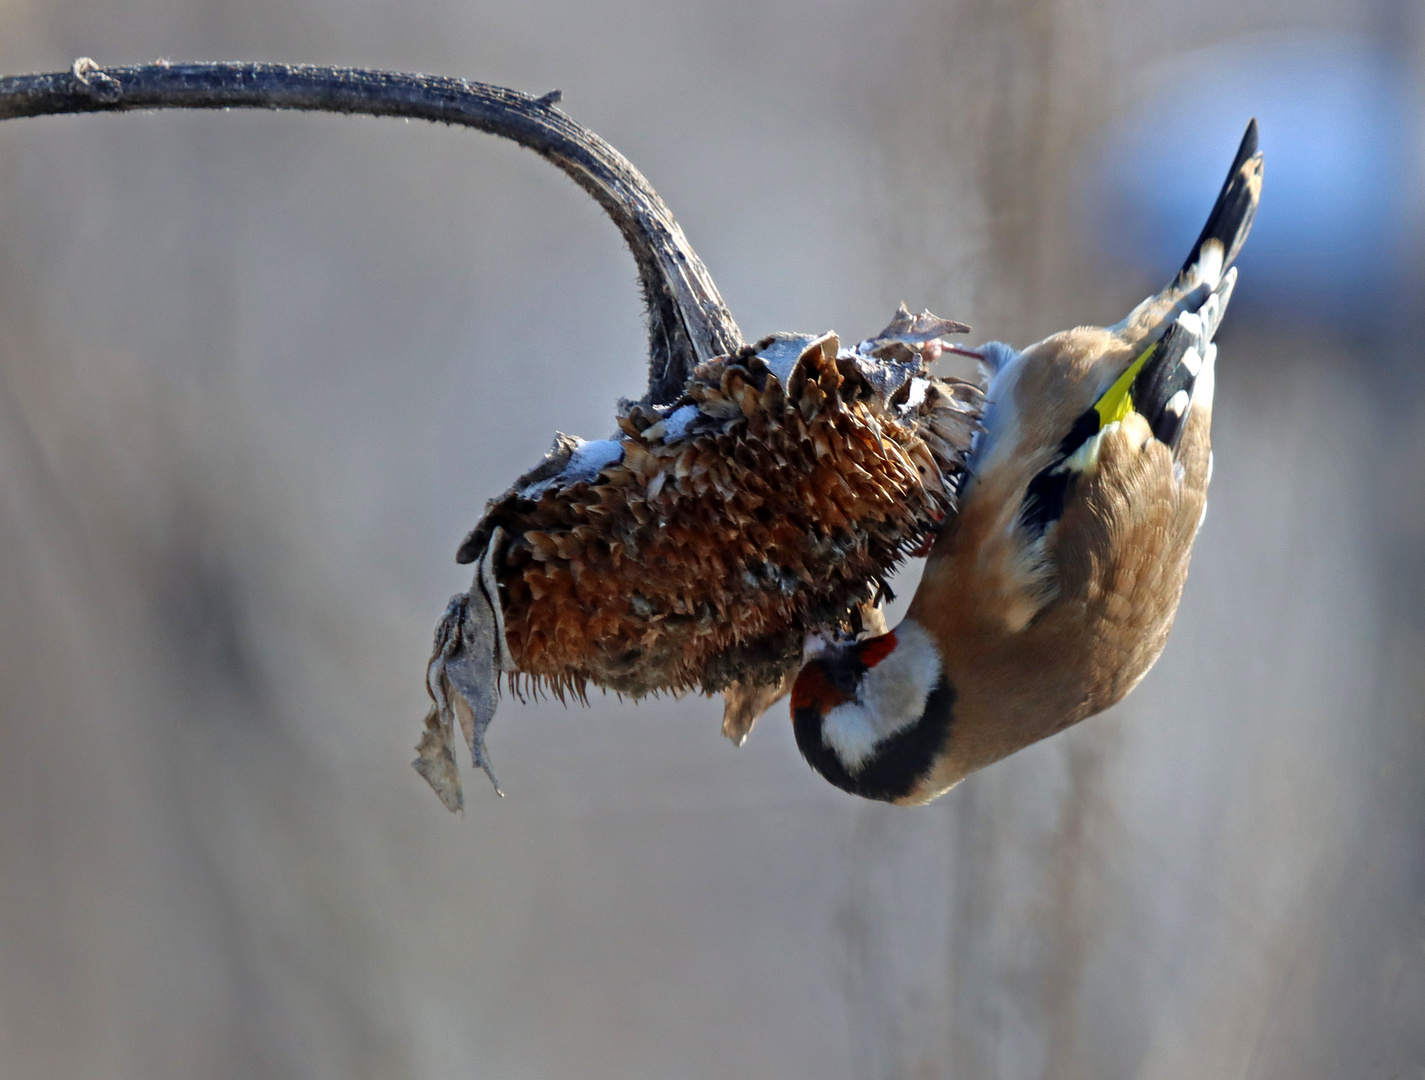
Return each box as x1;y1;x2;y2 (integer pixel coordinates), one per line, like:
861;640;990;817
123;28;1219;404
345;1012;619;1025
791;120;1263;804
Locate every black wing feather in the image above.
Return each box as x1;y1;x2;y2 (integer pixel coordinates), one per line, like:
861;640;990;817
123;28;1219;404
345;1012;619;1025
1019;409;1099;537
1131;322;1199;450
1018;119;1258;539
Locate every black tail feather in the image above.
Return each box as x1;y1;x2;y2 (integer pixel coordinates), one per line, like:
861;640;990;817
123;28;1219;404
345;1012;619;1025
1178;118;1262;281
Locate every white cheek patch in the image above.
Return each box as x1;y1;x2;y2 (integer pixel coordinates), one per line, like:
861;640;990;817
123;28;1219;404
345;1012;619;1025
820;621;943;773
819;703;885;773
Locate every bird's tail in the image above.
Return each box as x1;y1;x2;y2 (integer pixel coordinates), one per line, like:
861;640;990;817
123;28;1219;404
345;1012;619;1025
1114;119;1263;344
1175;118;1262;290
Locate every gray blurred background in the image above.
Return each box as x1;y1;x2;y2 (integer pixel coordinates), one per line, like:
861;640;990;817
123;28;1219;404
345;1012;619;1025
0;0;1422;1076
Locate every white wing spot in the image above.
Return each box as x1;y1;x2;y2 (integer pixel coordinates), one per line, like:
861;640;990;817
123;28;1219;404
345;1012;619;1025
1196;239;1225;289
1175;310;1204;341
1059;421;1119;476
1193;344;1218;412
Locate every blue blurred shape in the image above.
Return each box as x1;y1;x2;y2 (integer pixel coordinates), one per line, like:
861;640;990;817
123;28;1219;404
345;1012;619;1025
1096;36;1418;321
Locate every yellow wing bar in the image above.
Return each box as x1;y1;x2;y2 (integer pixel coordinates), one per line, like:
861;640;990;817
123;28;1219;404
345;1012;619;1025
1095;342;1155;427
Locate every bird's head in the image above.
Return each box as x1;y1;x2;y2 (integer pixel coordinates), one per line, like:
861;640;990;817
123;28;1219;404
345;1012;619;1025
790;621;955;803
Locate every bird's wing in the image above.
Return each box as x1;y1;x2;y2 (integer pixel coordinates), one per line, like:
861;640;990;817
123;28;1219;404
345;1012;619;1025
1019;262;1230;541
1016;120;1260;539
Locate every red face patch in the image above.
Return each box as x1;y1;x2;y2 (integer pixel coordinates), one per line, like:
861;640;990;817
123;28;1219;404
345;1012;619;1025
857;631;898;669
790;665;849;716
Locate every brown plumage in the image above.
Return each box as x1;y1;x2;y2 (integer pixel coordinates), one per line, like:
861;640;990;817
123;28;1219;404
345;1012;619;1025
456;312;981;706
790;120;1262;804
904;383;1211;799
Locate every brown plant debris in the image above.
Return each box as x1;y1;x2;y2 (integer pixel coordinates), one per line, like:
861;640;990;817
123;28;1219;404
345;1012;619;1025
419;306;984;807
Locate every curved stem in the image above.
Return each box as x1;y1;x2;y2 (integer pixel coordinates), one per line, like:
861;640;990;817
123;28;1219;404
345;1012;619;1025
0;60;744;402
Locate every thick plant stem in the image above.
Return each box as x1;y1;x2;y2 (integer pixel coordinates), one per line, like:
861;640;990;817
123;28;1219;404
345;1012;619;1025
0;59;744;402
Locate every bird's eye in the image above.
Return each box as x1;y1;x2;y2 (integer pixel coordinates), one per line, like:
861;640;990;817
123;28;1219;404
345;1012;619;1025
824;659;861;698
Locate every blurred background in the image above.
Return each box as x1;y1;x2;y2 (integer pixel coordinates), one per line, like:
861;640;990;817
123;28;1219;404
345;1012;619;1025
0;0;1422;1076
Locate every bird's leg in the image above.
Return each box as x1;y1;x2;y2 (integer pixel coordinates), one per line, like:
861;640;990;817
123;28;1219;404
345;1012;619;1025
943;345;985;361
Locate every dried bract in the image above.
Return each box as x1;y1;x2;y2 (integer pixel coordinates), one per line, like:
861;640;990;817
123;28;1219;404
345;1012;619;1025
425;306;983;804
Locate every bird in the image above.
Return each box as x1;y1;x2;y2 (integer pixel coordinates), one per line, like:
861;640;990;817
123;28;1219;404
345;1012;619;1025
790;120;1263;804
0;64;1259;809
